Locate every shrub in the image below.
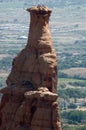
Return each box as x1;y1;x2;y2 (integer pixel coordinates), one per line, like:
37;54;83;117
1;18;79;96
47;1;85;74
68;103;77;109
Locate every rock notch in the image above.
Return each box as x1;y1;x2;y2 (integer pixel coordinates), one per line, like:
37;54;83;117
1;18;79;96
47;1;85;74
0;5;62;130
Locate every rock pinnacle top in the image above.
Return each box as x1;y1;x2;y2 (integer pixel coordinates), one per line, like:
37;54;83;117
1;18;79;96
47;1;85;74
26;5;52;16
26;5;53;52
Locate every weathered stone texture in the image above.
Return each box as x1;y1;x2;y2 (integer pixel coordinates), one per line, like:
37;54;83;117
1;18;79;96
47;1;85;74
0;5;61;130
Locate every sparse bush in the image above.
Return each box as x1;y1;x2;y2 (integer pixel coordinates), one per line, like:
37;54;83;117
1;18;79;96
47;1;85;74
61;110;86;124
58;72;68;78
58;88;86;98
68;103;77;109
69;81;86;87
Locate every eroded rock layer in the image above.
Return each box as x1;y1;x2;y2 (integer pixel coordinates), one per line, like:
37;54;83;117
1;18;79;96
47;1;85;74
0;5;62;130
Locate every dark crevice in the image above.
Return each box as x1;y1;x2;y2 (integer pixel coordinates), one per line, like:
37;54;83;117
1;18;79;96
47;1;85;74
22;80;35;90
48;77;52;82
48;86;52;92
0;117;2;126
20;122;24;127
30;106;37;121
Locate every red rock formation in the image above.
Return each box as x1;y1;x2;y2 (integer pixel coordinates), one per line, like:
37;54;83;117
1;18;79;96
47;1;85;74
0;5;62;130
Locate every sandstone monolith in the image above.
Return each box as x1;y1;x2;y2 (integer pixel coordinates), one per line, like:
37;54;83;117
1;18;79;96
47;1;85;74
0;5;62;130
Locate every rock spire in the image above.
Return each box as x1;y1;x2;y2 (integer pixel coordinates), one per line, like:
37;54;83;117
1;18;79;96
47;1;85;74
0;5;62;130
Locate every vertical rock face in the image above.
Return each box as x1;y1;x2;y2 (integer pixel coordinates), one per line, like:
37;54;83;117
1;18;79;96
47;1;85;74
0;6;62;130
